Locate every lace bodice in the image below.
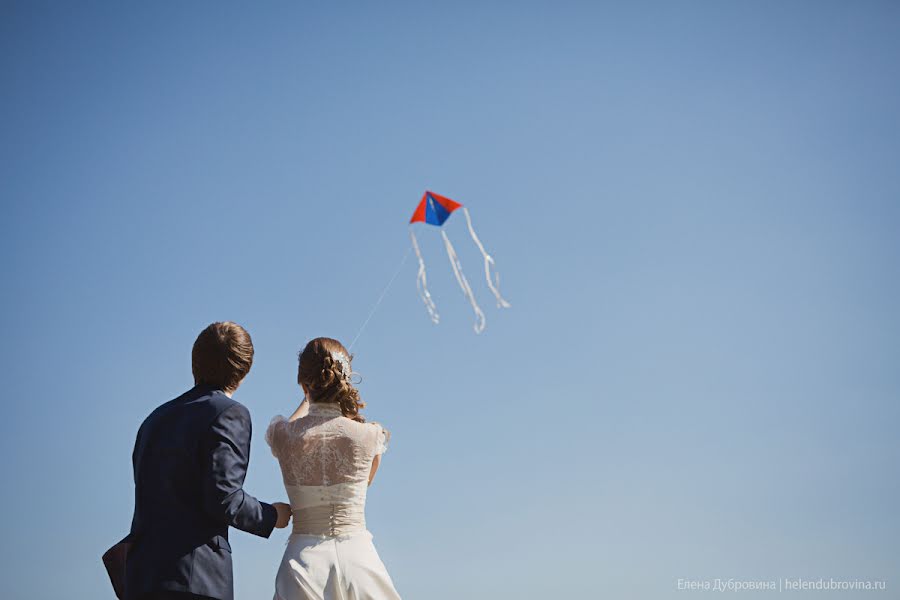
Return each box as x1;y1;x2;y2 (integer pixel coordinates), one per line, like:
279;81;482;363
266;402;388;536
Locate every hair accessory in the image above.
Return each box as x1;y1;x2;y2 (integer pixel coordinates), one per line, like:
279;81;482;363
331;350;352;380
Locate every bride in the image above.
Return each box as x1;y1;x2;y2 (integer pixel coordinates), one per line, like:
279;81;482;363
266;337;401;600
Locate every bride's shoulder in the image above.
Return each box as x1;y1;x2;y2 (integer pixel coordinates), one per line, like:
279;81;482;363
267;414;290;431
362;420;390;454
345;418;388;438
265;415;291;456
350;418;386;432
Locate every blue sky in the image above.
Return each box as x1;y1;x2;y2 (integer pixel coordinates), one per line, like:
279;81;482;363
2;1;898;598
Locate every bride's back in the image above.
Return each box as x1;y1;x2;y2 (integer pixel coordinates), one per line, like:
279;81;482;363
268;402;386;487
266;402;388;537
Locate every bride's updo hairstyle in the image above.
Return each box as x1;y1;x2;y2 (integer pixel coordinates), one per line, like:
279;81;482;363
298;337;366;422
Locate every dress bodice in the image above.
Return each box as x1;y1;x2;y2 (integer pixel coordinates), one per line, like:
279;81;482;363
267;402;388;536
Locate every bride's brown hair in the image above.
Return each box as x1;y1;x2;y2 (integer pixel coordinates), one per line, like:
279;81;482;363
298;337;366;422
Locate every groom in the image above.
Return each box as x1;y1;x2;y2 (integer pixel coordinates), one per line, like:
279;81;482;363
112;321;291;600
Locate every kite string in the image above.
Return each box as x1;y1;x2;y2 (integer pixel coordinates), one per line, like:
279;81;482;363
348;246;412;352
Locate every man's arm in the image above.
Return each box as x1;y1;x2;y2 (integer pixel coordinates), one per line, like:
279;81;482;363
202;403;280;537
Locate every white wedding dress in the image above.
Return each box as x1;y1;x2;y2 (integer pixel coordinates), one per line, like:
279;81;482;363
266;401;401;600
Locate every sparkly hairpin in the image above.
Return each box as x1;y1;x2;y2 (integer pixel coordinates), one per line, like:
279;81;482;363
331;350;352;379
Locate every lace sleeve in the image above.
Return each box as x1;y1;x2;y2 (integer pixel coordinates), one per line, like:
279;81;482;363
265;415;288;458
372;423;389;456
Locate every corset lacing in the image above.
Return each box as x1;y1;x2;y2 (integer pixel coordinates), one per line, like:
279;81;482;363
292;502;366;537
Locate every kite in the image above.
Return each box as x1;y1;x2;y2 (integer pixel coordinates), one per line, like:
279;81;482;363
408;191;510;333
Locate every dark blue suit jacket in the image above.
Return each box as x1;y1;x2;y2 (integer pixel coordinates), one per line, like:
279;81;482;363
123;385;277;600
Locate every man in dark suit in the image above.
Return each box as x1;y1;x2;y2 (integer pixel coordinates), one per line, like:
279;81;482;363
118;321;291;600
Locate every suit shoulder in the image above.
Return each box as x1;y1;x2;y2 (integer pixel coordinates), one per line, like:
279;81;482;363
141;395;183;426
206;394;250;421
204;391;239;410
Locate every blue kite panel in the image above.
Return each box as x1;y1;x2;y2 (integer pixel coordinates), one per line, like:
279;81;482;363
426;193;452;226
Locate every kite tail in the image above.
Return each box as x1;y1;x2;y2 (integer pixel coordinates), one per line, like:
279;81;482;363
409;229;440;324
441;229;486;334
462;207;511;309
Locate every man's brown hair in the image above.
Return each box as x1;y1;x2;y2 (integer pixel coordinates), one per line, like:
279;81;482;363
192;321;254;392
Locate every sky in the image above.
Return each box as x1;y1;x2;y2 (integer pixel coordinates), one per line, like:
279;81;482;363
2;1;899;598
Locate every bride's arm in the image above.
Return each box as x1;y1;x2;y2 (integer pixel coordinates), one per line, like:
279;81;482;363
368;455;381;486
288;397;309;422
367;425;389;486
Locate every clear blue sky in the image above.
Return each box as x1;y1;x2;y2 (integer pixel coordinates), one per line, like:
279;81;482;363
2;2;898;598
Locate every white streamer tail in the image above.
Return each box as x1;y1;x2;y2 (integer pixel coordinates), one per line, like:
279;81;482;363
409;229;440;324
462;207;511;309
441;229;486;334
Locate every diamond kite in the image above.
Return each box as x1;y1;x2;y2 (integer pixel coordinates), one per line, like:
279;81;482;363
408;191;510;333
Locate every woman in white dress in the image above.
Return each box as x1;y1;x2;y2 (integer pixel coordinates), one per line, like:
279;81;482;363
266;337;401;600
